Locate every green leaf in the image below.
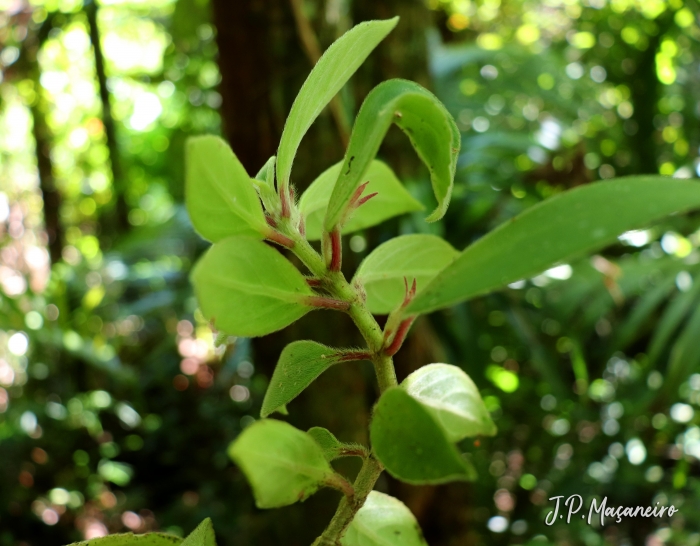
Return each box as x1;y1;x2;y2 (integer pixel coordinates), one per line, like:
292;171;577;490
648;279;700;363
228;419;336;508
185;136;267;242
401;364;496;442
182;519;216;546
325;79;460;231
299;160;423;241
665;303;700;394
276;18;399;192
66;534;182;546
307;427;367;461
341;491;427;546
370;387;475;485
354;235;458;314
191;237;314;337
407;177;700;314
252;156;280;214
261;341;347;417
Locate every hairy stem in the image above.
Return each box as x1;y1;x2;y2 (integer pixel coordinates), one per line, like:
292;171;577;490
277;219;397;543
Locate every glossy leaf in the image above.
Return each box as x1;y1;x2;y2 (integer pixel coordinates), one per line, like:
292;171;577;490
191;237;314;337
67;534;182;546
370;387;475;484
325;79;460;231
276;18;398;192
181;519;216;546
261;341;349;417
402;364;496;442
185;136;266;242
299;160;423;240
408;177;700;314
341;491;427;546
354;235;458;314
228;419;335;509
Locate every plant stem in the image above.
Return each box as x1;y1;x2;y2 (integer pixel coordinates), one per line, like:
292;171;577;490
276;220;397;543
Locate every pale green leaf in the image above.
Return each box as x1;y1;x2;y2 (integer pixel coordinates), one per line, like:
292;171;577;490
325;79;460;231
307;426;343;461
228;419;335;508
66;534;182;546
299;160;423;240
276;18;399;191
402;364;496;442
354;235;458;314
185;136;267;242
408;177;700;314
252;155;280;214
341;491;427;546
261;341;351;417
191;237;314;337
182;519;216;546
370;387;475;485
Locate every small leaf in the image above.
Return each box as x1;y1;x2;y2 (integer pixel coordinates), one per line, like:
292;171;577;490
276;18;399;192
325;79;460;232
408;177;700;314
191;237;314;337
228;419;336;508
182;519;216;546
341;491;427;546
261;341;346;417
307;427;367;461
185;136;267;242
370;387;475;485
66;533;183;546
354;235;458;314
402;364;496;442
299;160;423;240
252;156;280;213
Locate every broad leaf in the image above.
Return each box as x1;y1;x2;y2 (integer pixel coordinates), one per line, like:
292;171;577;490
408;177;700;314
185;136;266;242
341;491;427;546
299;160;423;241
66;534;182;546
191;237;314;337
324;79;460;231
276;18;399;192
182;519;216;546
229;419;335;508
370;387;475;484
402;364;496;442
261;341;353;417
354;235;458;314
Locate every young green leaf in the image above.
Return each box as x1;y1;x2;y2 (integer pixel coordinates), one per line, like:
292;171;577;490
401;364;496;442
229;419;336;509
191;237;314;337
341;491;427;546
370;387;475;485
407;177;700;314
66;534;182;546
185;136;267;242
299;160;423;241
261;341;365;417
353;235;458;314
324;79;460;232
276;17;399;193
307;426;368;461
182;519;216;546
252;155;280;214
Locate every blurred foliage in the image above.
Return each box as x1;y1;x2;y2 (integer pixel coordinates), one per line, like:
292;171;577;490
1;0;700;545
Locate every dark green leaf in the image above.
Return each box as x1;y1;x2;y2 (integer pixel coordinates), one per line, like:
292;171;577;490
261;341;348;417
182;519;216;546
276;18;399;192
401;364;496;442
228;419;336;509
185;136;267;242
325;79;460;231
191;237;314;337
665;304;700;394
354;235;458;314
408;177;700;314
648;278;700;363
341;491;427;546
299;160;423;241
370;387;475;484
66;534;182;546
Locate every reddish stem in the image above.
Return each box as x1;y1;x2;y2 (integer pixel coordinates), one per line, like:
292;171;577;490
384;317;414;356
266;230;295;248
305;277;322;287
357;192;378;206
330;228;342;272
299;215;306;237
280;186;290;218
304;296;350;311
335;350;372;362
265;215;278;228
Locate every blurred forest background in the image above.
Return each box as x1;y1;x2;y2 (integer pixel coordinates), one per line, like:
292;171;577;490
2;0;700;545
